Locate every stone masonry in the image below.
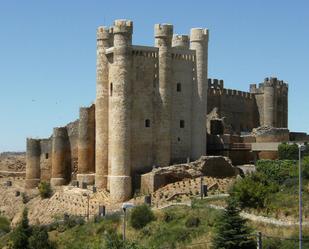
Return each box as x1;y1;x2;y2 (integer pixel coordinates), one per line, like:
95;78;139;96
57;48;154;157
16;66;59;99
25;19;288;203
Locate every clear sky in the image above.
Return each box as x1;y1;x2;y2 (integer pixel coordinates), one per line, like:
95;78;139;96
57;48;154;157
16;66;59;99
0;0;308;152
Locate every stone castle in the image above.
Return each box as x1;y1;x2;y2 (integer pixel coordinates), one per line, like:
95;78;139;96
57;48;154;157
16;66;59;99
25;19;289;203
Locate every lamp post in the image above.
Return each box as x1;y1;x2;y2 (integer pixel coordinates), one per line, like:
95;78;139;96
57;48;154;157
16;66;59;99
122;203;134;241
83;192;90;221
298;144;306;249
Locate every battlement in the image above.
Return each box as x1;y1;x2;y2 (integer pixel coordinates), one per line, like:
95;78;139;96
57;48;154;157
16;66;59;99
190;28;209;42
250;77;288;93
113;19;133;34
96;26;112;41
132;45;158;58
171;48;195;61
208;78;224;89
208;87;254;99
154;23;173;38
172;34;190;49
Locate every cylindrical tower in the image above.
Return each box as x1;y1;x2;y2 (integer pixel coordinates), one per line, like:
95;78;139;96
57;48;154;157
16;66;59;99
172;35;189;49
190;28;209;160
109;19;133;202
25;138;41;188
77;105;95;184
154;23;173;166
95;26;112;189
282;84;288;128
51;127;68;186
263;77;275;127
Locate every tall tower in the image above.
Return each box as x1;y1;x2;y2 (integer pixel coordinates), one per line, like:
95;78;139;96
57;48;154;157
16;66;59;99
50;127;68;186
190;28;209;160
263;77;275;127
25;138;41;188
95;26;112;189
154;23;173;166
109;19;133;202
77;105;95;184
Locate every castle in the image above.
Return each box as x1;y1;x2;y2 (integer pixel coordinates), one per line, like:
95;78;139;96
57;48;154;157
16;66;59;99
25;19;289;203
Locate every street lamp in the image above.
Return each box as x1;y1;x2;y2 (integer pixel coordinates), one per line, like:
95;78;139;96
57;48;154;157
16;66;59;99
122;202;134;241
298;144;306;249
82;192;90;221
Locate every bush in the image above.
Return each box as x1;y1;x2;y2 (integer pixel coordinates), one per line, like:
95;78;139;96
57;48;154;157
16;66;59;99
28;226;55;249
38;181;52;198
278;143;299;160
0;216;10;236
104;230;146;249
10;209;31;249
130;204;155;230
230;173;278;209
185;216;200;228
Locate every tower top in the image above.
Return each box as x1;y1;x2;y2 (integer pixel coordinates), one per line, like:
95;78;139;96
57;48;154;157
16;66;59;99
113;19;133;34
190;28;209;42
97;26;112;40
154;23;173;38
172;35;190;49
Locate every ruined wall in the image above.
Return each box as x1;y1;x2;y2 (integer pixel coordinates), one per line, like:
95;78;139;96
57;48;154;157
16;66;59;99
207;79;259;133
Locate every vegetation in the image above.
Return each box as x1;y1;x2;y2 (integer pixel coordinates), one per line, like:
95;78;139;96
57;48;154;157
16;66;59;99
278;142;309;160
129;204;155;230
38;181;52;198
212;198;256;249
231;158;309;218
9;208;55;249
0;215;10;236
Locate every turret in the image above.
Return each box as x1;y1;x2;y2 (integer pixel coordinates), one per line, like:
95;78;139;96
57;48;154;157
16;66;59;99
190;28;209;159
172;35;189;49
77;105;95;185
109;19;133;202
263;77;275;127
50;127;69;186
25;138;41;188
154;23;173;166
95;26;112;189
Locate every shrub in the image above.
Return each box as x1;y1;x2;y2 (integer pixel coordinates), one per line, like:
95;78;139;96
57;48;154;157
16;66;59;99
230;173;278;209
28;226;55;249
163;210;176;223
38;181;52;199
0;216;10;236
130;204;155;230
278;143;299;160
185;216;200;228
10;209;31;249
21;193;29;204
256;160;296;184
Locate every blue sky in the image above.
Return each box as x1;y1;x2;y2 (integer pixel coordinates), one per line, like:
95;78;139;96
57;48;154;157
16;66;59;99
0;0;308;152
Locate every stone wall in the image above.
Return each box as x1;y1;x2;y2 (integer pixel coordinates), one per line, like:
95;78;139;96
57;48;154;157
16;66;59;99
207;79;259;133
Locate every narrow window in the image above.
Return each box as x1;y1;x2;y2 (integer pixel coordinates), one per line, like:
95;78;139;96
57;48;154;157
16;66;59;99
177;137;181;142
110;83;113;96
45;153;49;159
180;120;185;128
145;119;150;128
177;82;182;92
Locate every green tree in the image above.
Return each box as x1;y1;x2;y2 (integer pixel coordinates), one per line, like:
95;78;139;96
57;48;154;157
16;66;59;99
10;209;31;249
278;143;299;160
28;226;55;249
212;198;256;249
129;204;155;230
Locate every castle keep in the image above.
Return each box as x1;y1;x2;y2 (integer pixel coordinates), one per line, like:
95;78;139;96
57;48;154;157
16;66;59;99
25;19;288;203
